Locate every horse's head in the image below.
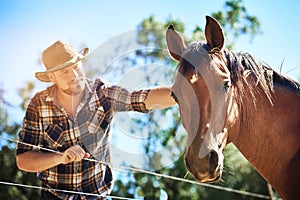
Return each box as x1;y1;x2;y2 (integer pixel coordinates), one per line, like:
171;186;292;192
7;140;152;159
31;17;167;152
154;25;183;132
167;16;236;182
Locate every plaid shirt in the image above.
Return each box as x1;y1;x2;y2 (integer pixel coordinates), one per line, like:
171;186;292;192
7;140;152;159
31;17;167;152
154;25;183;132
16;78;150;199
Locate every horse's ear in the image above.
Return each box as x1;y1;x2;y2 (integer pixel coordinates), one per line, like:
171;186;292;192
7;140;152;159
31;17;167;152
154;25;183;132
166;24;186;61
205;16;225;51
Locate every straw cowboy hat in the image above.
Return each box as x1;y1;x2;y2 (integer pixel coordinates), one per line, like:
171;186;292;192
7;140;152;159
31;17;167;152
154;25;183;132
35;40;89;82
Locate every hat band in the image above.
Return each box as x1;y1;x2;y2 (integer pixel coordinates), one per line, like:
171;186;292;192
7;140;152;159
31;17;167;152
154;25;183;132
46;54;83;72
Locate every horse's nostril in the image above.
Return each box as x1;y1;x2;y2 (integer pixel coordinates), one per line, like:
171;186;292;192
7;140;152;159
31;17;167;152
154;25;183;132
208;150;219;168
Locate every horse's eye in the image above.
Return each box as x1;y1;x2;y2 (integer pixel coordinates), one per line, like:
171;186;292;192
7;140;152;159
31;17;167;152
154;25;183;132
222;81;231;92
171;91;179;103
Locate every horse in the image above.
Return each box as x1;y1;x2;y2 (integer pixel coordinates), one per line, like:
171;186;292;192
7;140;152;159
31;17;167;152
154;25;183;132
166;16;300;200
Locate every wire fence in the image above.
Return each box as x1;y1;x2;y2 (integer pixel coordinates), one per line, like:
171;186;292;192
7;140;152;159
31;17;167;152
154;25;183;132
0;135;281;200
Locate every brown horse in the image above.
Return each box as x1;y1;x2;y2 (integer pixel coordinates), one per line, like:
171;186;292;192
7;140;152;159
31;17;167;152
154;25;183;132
166;16;300;200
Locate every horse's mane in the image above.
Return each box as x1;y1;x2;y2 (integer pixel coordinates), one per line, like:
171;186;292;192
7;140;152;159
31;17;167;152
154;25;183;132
224;50;300;104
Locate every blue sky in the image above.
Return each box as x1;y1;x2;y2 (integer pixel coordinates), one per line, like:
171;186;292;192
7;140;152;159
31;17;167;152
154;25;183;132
1;0;300;119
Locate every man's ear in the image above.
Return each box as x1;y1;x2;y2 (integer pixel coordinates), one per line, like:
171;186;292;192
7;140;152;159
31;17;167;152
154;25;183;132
47;73;56;84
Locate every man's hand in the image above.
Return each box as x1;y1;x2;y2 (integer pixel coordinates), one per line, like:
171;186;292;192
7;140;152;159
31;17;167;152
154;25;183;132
144;87;176;110
61;145;90;164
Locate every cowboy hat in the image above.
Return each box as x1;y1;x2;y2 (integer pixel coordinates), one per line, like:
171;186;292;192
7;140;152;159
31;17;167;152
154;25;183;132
35;40;89;82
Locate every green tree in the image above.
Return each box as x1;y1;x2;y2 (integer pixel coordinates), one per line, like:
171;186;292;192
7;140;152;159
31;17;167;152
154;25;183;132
0;82;40;200
212;0;262;48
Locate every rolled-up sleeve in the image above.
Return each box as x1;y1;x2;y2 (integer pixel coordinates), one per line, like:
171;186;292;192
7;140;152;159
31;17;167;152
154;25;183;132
101;85;150;113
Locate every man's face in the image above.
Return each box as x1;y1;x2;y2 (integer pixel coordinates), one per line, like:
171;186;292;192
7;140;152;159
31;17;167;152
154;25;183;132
49;62;86;95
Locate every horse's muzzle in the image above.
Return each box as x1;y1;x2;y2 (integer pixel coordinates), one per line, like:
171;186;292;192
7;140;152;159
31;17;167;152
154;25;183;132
184;150;222;183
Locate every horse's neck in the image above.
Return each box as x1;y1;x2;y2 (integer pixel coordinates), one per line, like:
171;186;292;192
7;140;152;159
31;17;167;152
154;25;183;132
228;84;300;199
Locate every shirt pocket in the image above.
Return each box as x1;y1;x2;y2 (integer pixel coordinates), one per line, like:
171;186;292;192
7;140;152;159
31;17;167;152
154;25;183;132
43;124;66;150
88;107;109;134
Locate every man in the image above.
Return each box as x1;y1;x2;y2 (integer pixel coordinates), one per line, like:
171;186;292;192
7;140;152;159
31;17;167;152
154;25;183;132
16;40;176;199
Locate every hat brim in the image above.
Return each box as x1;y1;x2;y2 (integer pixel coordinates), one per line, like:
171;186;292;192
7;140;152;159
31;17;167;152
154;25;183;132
35;47;89;82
